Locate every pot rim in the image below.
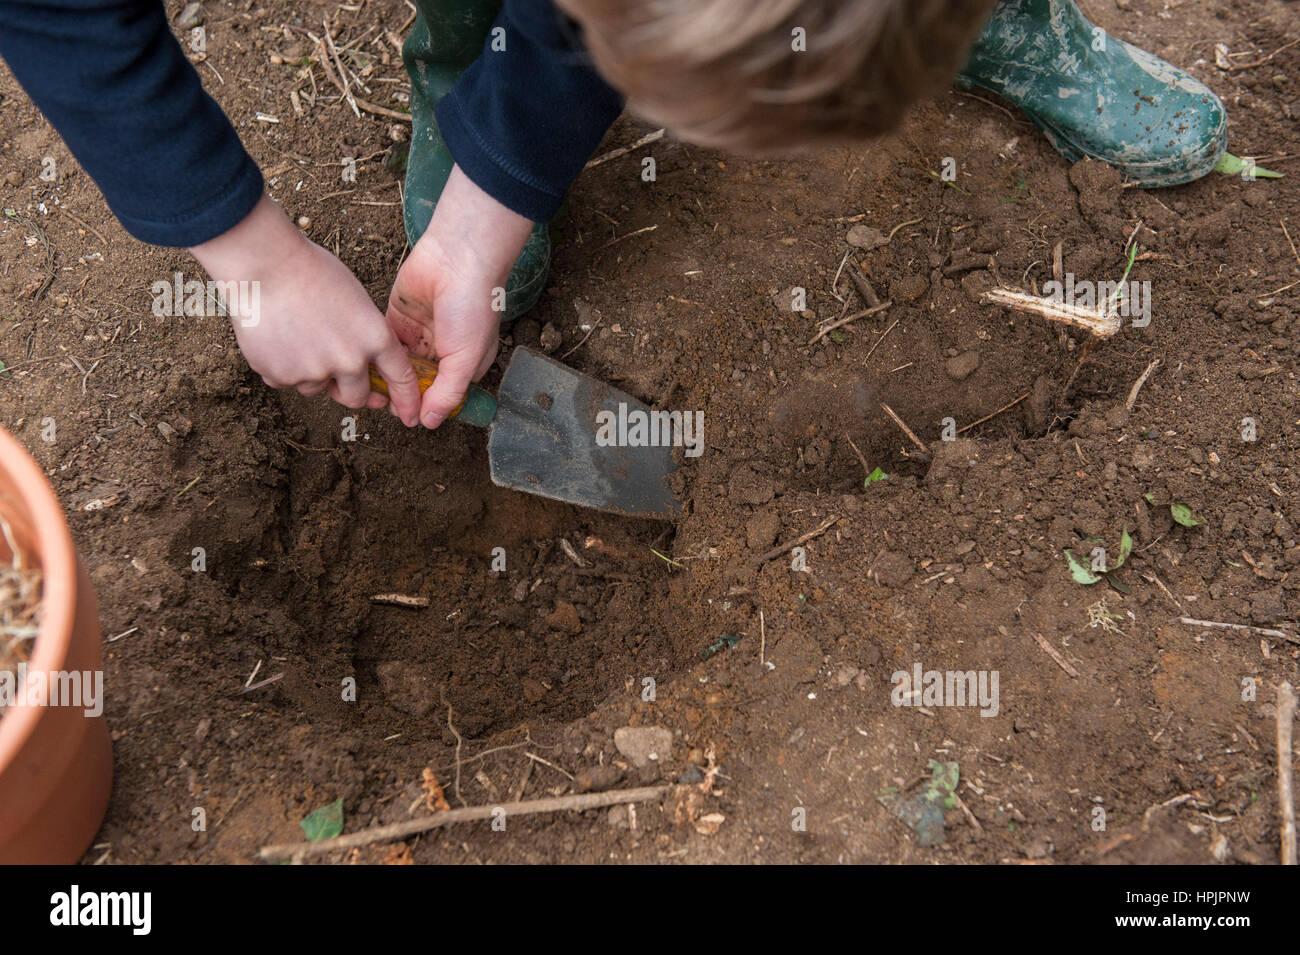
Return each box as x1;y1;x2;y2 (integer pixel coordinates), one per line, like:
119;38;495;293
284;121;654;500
0;426;78;767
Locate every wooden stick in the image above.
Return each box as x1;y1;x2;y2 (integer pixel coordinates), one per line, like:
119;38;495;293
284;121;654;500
60;209;108;245
1125;358;1160;411
863;317;899;364
848;267;881;309
843;433;872;479
1179;616;1300;645
808;301;891;346
258;785;672;862
1279;682;1297;866
316;37;410;122
753;516;840;568
1029;632;1079;678
370;593;430;608
879;402;928;454
957;392;1030;435
584;128;665;170
983;287;1121;337
321;27;359;118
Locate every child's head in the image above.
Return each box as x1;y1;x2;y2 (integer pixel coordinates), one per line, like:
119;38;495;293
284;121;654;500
558;0;996;153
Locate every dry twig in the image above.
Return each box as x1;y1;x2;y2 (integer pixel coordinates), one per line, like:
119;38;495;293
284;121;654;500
752;516;840;568
370;593;430;608
257;785;673;862
984;287;1121;337
808;301;891;346
1029;631;1079;678
1125;358;1160;411
1278;682;1297;866
879;402;928;454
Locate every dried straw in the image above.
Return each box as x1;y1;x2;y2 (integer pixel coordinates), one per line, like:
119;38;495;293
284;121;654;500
0;514;43;715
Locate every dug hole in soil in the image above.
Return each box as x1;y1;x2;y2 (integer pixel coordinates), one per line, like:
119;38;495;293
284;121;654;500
0;0;1298;864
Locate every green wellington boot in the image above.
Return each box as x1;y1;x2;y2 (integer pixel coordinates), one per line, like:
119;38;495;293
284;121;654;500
402;0;550;321
957;0;1226;187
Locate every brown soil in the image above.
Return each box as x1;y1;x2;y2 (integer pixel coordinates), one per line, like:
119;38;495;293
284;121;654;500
1;0;1298;864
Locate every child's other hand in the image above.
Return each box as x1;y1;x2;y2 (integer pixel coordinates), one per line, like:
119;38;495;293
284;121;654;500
386;164;534;429
190;193;424;427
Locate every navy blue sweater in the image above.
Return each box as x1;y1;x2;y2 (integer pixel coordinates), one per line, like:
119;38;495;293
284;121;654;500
0;0;622;246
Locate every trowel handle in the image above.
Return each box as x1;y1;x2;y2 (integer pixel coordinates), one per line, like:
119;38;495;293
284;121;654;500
367;356;498;428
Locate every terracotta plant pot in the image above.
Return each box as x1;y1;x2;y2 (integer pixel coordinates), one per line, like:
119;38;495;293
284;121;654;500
0;426;112;863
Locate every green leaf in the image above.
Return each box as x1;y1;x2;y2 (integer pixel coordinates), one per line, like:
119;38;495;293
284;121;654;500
863;466;889;487
1143;492;1156;504
650;547;683;568
925;759;960;810
1114;526;1133;570
1213;152;1283;179
300;798;344;842
1064;549;1102;585
829;330;847;343
1170;503;1203;528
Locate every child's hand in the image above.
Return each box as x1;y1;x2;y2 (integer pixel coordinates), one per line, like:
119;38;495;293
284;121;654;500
386;164;534;429
190;194;424;427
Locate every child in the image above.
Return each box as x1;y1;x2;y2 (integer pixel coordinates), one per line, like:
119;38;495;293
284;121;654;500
0;0;1225;429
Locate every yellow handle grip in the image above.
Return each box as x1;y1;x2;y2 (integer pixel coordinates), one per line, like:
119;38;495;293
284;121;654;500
368;356;466;419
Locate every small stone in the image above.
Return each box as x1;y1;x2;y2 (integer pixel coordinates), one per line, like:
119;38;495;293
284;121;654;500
678;764;704;785
573;764;623;792
545;599;581;634
3;170;22;187
157;422;175;443
296;215;311;229
613;725;673;769
195;717;211;742
945;351;980;381
847;224;887;250
176;2;205;29
539;322;563;353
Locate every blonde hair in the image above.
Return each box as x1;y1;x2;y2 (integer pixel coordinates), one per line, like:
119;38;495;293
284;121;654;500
558;0;996;152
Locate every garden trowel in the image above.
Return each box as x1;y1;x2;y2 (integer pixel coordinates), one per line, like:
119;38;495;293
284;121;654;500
369;347;681;520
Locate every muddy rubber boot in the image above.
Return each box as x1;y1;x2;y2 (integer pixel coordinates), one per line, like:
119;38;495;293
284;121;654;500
957;0;1226;187
402;0;549;321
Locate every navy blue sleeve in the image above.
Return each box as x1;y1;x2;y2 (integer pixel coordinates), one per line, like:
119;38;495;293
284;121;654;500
434;0;624;223
0;0;264;246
